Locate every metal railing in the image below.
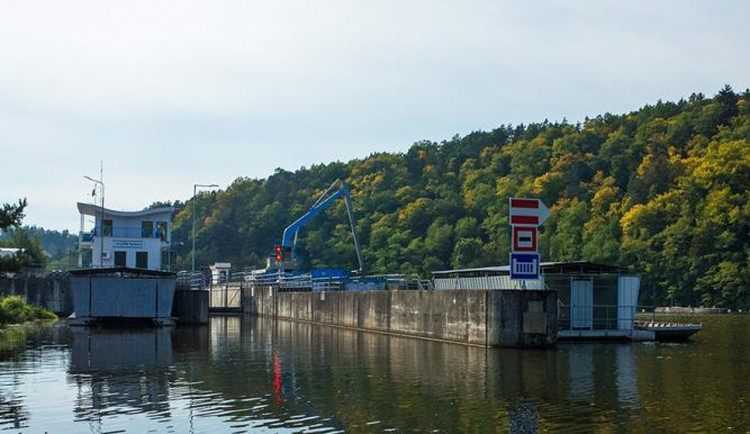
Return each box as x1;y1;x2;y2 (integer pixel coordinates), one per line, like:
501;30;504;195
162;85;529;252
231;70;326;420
176;271;206;289
234;270;433;293
364;274;433;290
240;271;346;292
79;229;169;241
557;303;637;331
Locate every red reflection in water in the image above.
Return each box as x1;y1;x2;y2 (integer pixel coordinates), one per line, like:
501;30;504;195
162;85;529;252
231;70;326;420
273;350;283;404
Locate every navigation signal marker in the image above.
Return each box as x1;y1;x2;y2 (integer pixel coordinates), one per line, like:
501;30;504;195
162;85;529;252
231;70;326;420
509;197;548;281
512;226;537;252
509;198;549;226
510;253;540;280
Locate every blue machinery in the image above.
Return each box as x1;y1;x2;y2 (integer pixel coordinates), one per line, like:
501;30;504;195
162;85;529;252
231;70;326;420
275;179;365;274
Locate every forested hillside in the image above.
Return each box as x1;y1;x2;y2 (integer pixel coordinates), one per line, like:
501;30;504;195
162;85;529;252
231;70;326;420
174;86;750;309
0;226;77;269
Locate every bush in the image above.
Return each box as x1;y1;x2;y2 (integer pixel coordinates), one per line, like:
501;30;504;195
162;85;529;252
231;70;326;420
0;295;57;325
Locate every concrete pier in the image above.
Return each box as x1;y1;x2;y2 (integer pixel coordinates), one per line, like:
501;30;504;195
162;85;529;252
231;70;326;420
172;289;209;324
242;285;557;348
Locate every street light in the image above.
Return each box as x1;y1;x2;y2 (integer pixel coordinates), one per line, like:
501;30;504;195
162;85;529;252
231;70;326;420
192;183;219;272
84;173;104;268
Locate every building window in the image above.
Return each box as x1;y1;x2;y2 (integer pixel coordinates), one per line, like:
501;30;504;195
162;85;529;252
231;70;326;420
136;251;148;269
102;219;113;237
156;221;168;242
114;251;127;267
141;221;154;238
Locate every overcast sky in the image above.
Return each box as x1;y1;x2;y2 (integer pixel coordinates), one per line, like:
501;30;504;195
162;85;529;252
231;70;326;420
1;0;748;233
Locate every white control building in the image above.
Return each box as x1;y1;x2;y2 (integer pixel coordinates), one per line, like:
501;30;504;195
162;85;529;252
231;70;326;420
77;203;175;270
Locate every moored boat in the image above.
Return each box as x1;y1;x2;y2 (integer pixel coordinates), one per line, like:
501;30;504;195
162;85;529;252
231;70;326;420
634;321;702;340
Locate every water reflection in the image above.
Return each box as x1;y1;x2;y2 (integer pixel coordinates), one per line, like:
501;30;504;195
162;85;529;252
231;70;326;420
69;327;176;422
615;344;639;408
0;390;28;431
207;316;647;432
199;316;643;432
2;315;748;432
0;322;67;431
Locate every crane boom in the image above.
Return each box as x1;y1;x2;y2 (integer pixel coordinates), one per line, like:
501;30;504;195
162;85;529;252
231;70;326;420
279;179;364;274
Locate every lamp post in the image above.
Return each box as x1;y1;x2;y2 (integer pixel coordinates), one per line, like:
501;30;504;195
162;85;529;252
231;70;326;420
192;183;219;272
84;172;104;268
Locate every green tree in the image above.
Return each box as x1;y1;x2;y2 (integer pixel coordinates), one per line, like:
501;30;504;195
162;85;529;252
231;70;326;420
4;228;47;269
0;199;26;229
451;238;484;269
0;198;43;271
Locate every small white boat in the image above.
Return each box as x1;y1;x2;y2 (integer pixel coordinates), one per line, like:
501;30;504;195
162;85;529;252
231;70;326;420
635;321;702;340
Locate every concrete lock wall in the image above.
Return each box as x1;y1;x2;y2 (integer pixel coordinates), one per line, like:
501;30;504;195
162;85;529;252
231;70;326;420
0;275;74;316
243;286;556;348
172;289;209;324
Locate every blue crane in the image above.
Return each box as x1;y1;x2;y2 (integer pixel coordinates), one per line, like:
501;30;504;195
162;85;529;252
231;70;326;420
277;179;364;274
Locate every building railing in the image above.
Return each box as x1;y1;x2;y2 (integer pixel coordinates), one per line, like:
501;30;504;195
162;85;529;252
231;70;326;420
79;229;169;241
557;303;637;331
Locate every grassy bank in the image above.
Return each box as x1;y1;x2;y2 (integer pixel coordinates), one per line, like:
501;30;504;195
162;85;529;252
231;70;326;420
0;295;57;326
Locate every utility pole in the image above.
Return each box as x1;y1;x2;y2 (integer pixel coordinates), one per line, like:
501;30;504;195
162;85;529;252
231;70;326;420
84;162;105;268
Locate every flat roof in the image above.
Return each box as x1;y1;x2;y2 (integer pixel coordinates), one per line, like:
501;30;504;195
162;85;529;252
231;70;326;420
69;267;176;277
77;202;174;218
432;261;632;276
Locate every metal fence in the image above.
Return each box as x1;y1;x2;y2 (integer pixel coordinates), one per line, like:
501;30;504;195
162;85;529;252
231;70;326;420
234;271;431;292
176;271;205;290
239;272;348;292
557;303;637;331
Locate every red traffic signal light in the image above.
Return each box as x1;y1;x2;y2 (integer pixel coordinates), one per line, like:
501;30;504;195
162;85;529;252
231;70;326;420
274;245;283;263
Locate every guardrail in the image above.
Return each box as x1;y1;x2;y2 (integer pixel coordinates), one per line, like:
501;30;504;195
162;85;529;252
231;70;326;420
176;271;205;289
557;303;637;331
234;271;433;293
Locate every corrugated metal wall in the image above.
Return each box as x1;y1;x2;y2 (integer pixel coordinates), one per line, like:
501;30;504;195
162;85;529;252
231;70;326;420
71;275;175;318
434;275;545;290
617;276;640;331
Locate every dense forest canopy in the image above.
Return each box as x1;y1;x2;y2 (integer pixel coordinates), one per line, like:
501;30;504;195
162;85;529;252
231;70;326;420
9;87;745;308
173;86;749;308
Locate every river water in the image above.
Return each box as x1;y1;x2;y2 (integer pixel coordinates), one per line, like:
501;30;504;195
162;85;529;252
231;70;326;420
1;314;749;433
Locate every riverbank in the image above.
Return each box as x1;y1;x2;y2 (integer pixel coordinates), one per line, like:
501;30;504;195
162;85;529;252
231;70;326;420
0;295;57;327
